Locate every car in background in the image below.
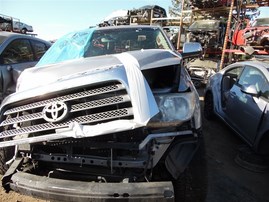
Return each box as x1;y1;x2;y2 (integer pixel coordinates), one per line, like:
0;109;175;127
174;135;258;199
191;0;233;8
0;25;206;201
99;5;167;27
232;18;269;48
186;19;226;49
186;58;217;88
0;20;34;34
0;31;51;100
13;21;34;34
204;59;269;155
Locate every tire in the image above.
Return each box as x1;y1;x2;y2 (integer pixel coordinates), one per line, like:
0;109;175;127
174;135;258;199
0;146;15;175
173;138;207;202
204;92;215;120
21;28;27;34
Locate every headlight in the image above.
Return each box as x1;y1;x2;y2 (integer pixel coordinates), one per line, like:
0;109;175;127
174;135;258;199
151;92;196;123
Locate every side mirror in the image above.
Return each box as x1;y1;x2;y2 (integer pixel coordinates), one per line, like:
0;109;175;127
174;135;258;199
240;84;259;96
181;42;202;59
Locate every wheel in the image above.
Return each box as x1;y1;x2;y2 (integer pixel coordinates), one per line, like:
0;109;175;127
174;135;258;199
0;146;15;175
204;92;215;120
21;28;27;34
173;138;207;202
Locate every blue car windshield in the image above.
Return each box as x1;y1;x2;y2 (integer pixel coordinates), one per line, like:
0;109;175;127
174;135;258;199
36;26;171;67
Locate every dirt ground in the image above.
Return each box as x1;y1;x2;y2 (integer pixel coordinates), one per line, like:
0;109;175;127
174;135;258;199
200;88;269;202
0;88;268;202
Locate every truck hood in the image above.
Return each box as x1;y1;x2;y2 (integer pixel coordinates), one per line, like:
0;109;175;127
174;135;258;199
0;49;183;143
17;49;181;92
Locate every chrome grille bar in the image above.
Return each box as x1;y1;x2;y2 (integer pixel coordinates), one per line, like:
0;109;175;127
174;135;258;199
4;84;125;115
1;81;133;140
1;95;130;127
1;112;43;126
0;108;133;138
71;95;130;112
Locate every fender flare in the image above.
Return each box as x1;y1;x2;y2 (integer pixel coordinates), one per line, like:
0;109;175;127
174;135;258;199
165;139;199;179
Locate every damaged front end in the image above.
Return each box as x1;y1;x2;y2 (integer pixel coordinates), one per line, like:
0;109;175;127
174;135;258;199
0;26;203;201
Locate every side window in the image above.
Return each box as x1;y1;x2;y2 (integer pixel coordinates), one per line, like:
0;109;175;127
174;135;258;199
238;66;267;93
0;39;34;64
222;66;243;92
31;40;49;60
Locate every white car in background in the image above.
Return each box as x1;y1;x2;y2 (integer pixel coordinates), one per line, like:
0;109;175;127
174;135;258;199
0;21;33;34
13;21;33;34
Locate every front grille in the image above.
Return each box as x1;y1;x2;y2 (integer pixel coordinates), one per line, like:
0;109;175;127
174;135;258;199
0;81;134;139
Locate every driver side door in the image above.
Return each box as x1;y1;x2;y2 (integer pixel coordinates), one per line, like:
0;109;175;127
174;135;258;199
225;65;268;144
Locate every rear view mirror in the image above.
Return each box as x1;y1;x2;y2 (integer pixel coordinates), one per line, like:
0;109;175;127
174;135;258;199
240;84;259;96
181;42;202;59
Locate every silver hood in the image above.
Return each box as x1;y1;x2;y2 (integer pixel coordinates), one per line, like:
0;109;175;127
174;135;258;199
17;49;181;92
0;49;183;146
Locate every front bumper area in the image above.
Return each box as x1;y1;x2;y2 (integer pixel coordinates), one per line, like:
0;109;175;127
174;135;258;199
9;172;174;201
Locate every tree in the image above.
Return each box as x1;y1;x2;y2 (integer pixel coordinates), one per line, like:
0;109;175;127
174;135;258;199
169;0;192;17
169;0;181;17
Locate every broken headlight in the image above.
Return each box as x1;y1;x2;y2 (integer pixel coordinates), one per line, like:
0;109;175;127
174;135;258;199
151;92;196;123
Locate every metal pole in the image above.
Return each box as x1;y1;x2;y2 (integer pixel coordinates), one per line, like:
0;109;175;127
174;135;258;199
177;0;185;50
10;17;13;32
219;0;235;70
150;8;153;25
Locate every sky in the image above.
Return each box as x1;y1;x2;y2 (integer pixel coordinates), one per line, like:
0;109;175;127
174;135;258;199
1;0;269;41
0;0;173;40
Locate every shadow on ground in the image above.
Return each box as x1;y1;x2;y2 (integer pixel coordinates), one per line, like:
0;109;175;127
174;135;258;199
197;87;269;202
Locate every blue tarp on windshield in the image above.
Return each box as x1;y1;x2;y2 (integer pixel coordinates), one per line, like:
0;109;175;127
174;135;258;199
36;28;96;67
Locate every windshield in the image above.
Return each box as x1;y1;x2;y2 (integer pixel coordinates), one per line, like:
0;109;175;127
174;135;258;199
37;26;171;67
85;27;171;57
189;20;219;29
252;18;269;27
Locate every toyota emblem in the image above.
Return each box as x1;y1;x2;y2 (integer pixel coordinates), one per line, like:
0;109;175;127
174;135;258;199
42;102;69;123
